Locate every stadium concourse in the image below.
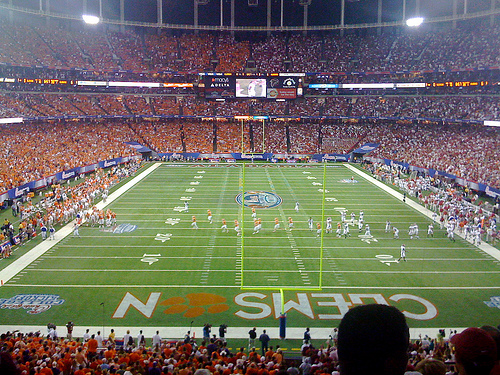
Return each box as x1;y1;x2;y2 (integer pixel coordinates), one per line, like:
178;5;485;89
0;163;498;341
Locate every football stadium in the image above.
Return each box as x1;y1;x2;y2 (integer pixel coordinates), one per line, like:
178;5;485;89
0;0;499;374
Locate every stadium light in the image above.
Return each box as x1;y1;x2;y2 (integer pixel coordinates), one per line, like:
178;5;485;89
82;14;100;24
406;17;424;27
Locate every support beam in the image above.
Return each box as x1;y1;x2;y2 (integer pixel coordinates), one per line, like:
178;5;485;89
491;0;496;26
377;0;382;35
303;4;308;36
452;0;458;28
267;0;271;37
220;0;223;27
194;0;199;34
231;0;235;36
280;0;284;28
340;0;345;37
157;0;163;26
402;0;406;21
120;0;125;32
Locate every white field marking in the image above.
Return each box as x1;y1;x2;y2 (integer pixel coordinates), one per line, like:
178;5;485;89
4;284;500;290
154;233;172;242
20;268;500;274
344;163;500;262
0;163;162;286
41;255;495;262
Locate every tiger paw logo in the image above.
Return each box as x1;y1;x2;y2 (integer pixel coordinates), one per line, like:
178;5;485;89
161;293;229;318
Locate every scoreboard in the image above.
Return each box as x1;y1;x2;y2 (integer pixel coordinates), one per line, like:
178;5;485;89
200;73;303;100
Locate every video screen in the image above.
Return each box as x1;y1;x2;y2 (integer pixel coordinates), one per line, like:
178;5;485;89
236;78;267;98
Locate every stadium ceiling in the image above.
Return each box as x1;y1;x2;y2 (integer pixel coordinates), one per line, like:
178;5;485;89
0;2;499;31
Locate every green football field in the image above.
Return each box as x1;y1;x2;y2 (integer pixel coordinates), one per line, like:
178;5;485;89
1;162;500;333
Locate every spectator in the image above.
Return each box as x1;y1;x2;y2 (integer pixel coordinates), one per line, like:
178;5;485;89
338;304;410;375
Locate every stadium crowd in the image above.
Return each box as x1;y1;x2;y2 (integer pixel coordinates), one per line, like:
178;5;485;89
0;94;498;122
0;119;499;193
0;306;498;375
1;17;499;74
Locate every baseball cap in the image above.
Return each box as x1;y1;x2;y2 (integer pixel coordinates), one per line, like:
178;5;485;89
451;327;497;368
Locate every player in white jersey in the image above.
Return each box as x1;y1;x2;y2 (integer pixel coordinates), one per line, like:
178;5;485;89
295;202;300;213
184;201;189;212
446;224;455;242
385;220;391;233
364;224;371;237
308;217;314;231
427;223;434;237
413;224;420;239
393;226;399;239
350;212;356;222
358;219;364;232
326;217;332;233
397;244;406;262
359;210;364;222
343;222;350;238
73;223;81;238
49;225;56;240
251;208;257;219
341;211;346;222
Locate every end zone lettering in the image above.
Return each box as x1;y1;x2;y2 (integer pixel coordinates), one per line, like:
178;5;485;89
113;292;438;321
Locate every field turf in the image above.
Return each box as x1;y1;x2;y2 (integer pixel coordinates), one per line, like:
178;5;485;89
0;162;499;334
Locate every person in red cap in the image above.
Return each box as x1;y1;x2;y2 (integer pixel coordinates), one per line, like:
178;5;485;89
451;327;497;375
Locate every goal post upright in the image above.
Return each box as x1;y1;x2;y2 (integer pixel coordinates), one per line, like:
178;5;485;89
319;161;327;289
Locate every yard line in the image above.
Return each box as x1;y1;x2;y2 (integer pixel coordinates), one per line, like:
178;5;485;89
40;255;495;261
5;284;500;290
24;269;500;274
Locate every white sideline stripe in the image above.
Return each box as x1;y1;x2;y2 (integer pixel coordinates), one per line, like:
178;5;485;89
22;269;500;274
0;163;162;286
344;164;500;261
4;284;500;290
0;325;467;341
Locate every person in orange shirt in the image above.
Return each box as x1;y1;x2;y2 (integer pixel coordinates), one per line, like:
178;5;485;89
288;217;294;231
207;210;213;224
86;334;98;360
273;218;280;232
316;222;322;237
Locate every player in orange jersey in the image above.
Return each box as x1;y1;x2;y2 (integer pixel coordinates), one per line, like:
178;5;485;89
234;220;241;236
191;216;198;229
316;222;322;237
273;218;280;232
207;210;213;224
288;217;294;231
221;218;228;232
251;207;257;219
